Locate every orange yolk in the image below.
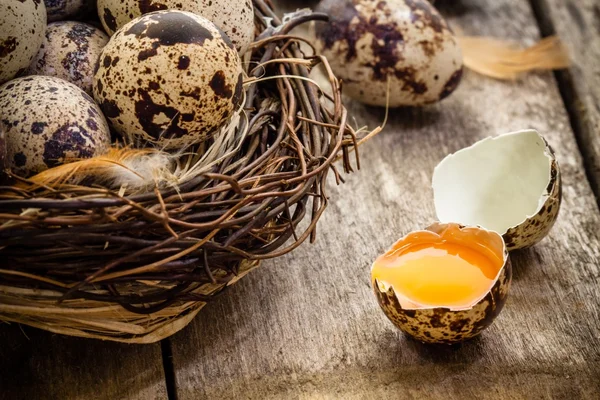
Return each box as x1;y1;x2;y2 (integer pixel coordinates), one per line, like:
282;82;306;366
372;239;503;308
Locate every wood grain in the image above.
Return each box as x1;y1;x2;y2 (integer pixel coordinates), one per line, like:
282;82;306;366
169;0;600;398
531;0;600;202
0;324;167;400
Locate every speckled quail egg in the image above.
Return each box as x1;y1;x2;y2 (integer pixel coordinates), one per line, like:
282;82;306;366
0;120;7;174
44;0;95;22
433;129;562;250
98;0;255;53
372;223;511;344
93;10;244;149
0;76;111;177
28;21;109;95
0;0;47;85
314;0;463;107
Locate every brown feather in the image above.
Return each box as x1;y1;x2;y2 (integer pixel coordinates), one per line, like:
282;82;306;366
458;35;570;80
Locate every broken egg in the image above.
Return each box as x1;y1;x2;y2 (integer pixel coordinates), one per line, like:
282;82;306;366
372;223;511;344
314;0;463;107
93;10;244;149
433;129;561;250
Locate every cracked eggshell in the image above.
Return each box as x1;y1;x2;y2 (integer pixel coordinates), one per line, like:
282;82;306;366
0;76;111;177
433;129;562;251
93;10;244;150
372;223;512;345
28;21;109;95
0;0;47;85
98;0;254;53
44;0;95;22
314;0;463;107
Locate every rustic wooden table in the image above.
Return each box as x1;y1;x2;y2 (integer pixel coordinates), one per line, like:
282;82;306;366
1;0;599;399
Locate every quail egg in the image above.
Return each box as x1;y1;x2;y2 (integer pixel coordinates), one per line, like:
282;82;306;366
44;0;95;22
433;129;562;250
0;0;47;85
0;76;111;177
372;223;511;344
93;10;244;149
98;0;255;53
28;21;109;95
314;0;463;106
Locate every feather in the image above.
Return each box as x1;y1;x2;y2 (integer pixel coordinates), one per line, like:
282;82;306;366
29;147;178;192
458;35;570;80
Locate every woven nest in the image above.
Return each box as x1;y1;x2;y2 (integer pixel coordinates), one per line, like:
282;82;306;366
0;1;361;343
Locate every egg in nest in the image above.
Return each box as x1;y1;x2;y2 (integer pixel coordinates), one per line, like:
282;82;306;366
0;76;111;177
43;0;95;22
314;0;463;106
98;0;255;54
28;21;109;95
0;0;47;85
372;223;511;344
93;10;244;150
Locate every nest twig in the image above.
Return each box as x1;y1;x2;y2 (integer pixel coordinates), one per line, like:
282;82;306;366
0;0;359;343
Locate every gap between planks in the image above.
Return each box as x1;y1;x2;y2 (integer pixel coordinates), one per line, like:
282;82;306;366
529;0;600;209
161;339;178;400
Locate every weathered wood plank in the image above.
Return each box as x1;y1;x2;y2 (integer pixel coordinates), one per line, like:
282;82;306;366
530;0;600;203
0;324;168;400
169;0;600;398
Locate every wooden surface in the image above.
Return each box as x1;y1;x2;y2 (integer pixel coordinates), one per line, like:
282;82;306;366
169;0;600;398
0;323;168;400
1;0;599;399
532;0;600;202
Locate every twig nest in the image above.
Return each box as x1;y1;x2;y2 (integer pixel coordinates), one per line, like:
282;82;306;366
314;0;463;107
93;10;244;150
27;21;109;95
0;76;111;177
372;223;511;344
433;130;562;250
98;0;255;54
0;0;47;85
43;0;95;22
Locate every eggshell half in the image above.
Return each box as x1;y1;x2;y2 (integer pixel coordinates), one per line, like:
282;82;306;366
0;0;47;85
372;223;512;344
97;0;254;53
314;0;463;106
432;129;562;250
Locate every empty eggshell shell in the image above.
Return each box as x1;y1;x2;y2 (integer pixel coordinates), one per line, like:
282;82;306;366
314;0;463;107
432;129;562;250
97;0;255;53
372;223;512;344
28;21;109;95
0;0;47;85
0;76;111;177
93;10;244;149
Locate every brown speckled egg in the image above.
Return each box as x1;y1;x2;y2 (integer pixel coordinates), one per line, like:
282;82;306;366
372;223;512;344
433;130;562;251
44;0;94;22
0;76;111;177
98;0;254;53
0;0;47;85
314;0;463;107
0;120;7;174
28;21;109;95
93;10;244;149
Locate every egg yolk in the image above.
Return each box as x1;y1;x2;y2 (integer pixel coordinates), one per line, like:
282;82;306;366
372;239;503;308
